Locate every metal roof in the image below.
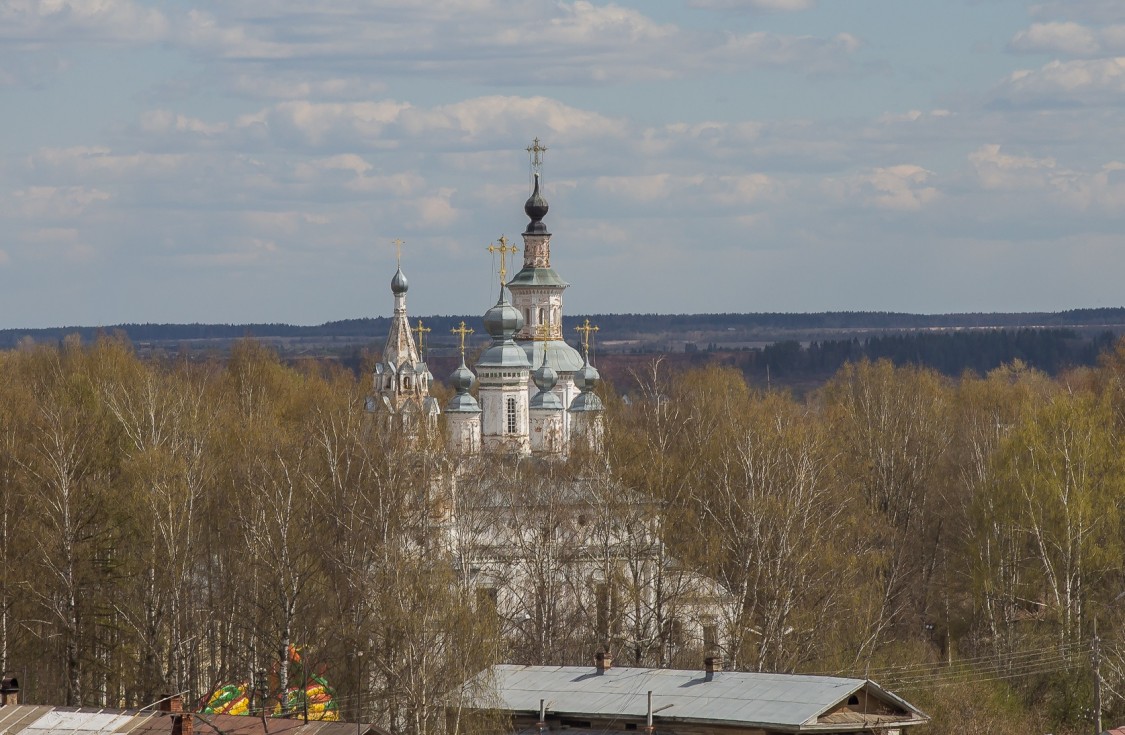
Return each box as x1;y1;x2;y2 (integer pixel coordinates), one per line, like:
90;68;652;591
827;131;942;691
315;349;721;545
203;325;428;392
520;340;584;373
0;706;389;735
507;268;569;289
462;664;928;732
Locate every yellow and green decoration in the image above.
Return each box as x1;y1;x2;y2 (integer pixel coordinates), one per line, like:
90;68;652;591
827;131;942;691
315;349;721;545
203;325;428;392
200;646;340;721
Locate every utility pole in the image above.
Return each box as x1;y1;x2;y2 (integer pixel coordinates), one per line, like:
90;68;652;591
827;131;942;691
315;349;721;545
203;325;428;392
1093;624;1102;735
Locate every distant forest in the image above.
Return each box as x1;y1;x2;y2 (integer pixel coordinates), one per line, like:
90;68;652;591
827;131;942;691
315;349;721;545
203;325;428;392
1;312;1121;387
2;306;1125;348
726;329;1117;380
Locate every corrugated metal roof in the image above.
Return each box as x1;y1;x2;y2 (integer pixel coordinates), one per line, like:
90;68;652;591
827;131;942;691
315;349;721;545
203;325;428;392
464;664;926;731
0;706;389;735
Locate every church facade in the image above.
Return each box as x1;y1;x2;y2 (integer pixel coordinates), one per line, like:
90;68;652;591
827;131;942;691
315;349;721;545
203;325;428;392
364;144;732;668
367;164;603;461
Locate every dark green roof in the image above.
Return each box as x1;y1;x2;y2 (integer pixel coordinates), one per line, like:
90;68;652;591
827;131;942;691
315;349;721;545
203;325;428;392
507;267;569;288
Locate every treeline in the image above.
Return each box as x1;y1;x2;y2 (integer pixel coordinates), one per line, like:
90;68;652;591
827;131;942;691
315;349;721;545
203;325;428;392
741;328;1117;380
3;336;1125;734
589;306;1125;333
2;308;1124;349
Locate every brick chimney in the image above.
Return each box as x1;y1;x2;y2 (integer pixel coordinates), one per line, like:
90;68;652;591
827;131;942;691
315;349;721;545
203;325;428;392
160;694;191;735
595;651;612;674
159;694;183;713
704;655;722;681
1;676;18;705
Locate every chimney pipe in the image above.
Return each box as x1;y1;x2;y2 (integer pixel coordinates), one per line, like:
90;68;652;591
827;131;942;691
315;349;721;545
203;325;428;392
173;711;193;735
159;694;184;713
1;676;19;706
595;651;612;674
161;694;191;735
704;656;722;681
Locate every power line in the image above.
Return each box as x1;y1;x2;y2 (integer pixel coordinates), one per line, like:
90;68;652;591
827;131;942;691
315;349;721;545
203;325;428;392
825;640;1089;679
880;649;1087;690
828;634;1089;675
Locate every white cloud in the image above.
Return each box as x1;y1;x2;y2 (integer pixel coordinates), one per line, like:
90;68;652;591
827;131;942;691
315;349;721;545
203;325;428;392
1010;21;1125;57
828;165;940;211
225;72;388;101
140;110;227;135
712;174;777;206
0;0;168;42
595;174;679;202
592;172;777;209
876;109;953;124
165;1;860;87
968;144;1125;214
992;57;1125;107
1010;22;1102;56
1030;1;1125;24
706;31;861;72
30;146;188;178
688;0;816;11
172;236;279;269
410;189;459;227
293;154;373;179
530;1;676;45
7;185;111;218
969;144;1056;190
228;95;624;149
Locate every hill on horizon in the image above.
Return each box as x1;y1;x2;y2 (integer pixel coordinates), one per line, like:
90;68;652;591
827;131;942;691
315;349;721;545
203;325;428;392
2;306;1125;351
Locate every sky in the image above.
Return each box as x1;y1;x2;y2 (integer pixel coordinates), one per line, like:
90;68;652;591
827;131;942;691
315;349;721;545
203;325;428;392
3;0;1125;328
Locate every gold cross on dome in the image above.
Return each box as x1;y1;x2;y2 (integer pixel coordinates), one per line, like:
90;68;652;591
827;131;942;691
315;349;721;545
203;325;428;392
535;321;552;342
575;318;599;356
526;137;548;173
488;235;519;287
413;319;431;357
391;238;405;266
451;321;474;358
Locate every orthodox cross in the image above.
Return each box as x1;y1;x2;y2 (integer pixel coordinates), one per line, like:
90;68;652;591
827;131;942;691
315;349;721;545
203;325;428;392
535;321;552;342
391;238;405;266
451;321;474;358
526;137;548;174
575;318;600;356
488;235;519;288
413;319;431;358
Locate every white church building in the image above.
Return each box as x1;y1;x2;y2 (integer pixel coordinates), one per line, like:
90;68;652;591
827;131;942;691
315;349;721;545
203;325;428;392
365;142;733;668
367;151;604;461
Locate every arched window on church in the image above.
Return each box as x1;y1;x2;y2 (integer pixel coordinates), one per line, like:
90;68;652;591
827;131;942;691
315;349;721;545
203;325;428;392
538;307;545;326
507;397;517;434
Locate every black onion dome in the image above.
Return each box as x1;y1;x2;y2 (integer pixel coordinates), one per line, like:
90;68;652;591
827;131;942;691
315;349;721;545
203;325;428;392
483;297;524;339
524;172;549;234
391;266;409;294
